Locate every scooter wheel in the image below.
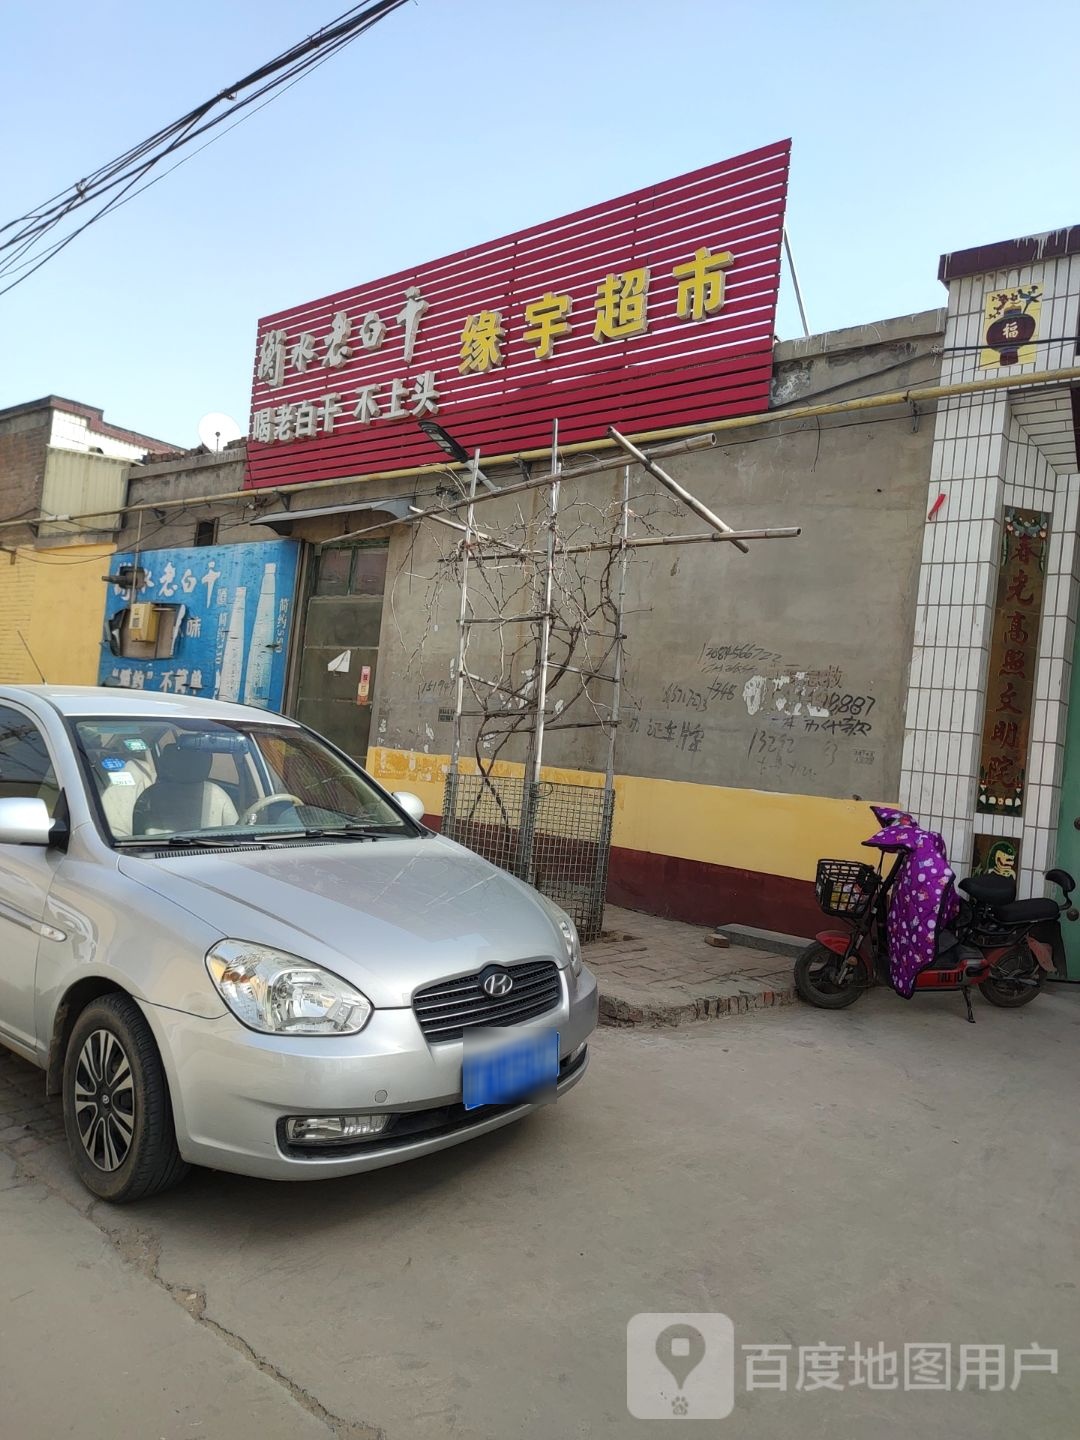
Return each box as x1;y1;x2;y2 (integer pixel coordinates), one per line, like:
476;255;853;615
794;942;864;1009
979;971;1042;1007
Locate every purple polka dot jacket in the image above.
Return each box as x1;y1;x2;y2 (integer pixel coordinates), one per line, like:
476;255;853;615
863;805;960;998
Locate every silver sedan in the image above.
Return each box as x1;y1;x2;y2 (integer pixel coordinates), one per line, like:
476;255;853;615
0;685;597;1201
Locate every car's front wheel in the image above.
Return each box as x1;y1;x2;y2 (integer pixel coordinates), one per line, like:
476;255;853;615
62;993;189;1203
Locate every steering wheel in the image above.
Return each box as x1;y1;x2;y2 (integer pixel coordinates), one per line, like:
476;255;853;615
240;792;304;826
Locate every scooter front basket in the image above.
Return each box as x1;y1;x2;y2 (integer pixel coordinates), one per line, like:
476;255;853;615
815;859;879;918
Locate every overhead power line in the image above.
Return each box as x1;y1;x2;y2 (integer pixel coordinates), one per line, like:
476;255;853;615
0;0;409;296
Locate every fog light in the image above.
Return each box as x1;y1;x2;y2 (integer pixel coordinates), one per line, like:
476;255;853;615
284;1114;390;1145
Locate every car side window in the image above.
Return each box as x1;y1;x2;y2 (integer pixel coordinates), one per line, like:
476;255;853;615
0;705;60;816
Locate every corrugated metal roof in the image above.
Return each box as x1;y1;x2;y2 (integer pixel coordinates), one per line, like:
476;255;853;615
39;447;128;537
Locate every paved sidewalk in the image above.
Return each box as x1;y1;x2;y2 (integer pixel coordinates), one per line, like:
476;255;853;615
585;904;795;1026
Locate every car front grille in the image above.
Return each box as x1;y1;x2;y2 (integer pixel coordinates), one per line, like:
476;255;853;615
412;959;562;1042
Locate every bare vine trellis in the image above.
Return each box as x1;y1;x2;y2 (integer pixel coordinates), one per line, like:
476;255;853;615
384;423;801;939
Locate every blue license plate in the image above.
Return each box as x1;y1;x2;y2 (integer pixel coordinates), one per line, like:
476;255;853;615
462;1028;560;1110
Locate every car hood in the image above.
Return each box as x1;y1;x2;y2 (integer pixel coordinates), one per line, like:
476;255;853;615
117;835;566;1007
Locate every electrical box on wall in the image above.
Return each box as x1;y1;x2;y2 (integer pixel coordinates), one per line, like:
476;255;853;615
127;603;160;643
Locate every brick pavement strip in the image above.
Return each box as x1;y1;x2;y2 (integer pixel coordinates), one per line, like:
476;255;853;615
0;1047;65;1134
587;904;796;1028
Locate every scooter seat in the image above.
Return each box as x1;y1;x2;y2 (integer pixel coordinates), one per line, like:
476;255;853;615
993;897;1060;924
959;874;1017;905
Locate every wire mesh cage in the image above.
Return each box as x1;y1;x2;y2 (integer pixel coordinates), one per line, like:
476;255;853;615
441;771;615;942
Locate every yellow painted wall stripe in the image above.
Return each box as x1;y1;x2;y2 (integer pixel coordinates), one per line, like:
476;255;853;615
367;746;885;883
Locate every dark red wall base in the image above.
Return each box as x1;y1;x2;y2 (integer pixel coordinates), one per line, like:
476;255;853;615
606;845;819;937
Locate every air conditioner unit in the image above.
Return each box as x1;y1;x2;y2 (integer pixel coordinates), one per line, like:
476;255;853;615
128;602;160;643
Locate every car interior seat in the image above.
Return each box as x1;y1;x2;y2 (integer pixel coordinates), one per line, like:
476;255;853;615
131;744;239;835
86;747;154;838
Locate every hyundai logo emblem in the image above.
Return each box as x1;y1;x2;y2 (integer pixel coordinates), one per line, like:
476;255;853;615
480;968;514;998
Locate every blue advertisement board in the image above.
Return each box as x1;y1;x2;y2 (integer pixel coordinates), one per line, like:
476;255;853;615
98;538;301;712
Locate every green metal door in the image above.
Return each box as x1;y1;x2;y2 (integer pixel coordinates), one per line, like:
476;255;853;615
1053;624;1080;976
292;543;388;766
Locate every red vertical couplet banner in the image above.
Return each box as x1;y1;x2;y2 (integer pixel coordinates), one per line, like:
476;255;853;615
977;509;1049;816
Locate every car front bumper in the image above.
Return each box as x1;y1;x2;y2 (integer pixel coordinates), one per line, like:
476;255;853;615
141;965;598;1180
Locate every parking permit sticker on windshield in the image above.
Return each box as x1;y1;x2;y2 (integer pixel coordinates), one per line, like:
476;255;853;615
101;757;125;771
107;772;135;786
123;739;148;752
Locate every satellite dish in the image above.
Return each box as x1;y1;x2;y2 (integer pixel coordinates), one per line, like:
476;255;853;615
197;412;243;452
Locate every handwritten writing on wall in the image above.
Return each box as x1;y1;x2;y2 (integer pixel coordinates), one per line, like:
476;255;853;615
627;638;882;788
418;677;453;698
646;718;704;751
741;675;875;733
699;641;784;674
407;631;882;792
661;678;735;711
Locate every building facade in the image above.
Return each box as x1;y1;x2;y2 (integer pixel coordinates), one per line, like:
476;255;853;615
112;308;943;936
13;171;1077;957
0;396;175;685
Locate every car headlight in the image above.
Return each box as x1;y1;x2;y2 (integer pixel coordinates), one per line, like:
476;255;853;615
205;940;372;1035
557;916;583;978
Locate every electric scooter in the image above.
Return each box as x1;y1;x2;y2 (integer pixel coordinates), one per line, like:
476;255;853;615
795;809;1075;1022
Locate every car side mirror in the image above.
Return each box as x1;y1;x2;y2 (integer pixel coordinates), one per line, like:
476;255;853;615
391;791;426;822
0;796;54;846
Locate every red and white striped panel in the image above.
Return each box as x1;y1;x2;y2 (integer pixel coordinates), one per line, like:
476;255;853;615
246;139;790;490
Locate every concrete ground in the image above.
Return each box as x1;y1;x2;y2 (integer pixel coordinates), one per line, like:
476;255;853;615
2;987;1079;1439
588;904;794;1024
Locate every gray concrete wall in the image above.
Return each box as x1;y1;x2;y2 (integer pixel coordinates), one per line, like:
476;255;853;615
372;309;945;804
118;446;274;552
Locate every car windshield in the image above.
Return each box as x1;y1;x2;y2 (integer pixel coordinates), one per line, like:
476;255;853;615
73;717;415;846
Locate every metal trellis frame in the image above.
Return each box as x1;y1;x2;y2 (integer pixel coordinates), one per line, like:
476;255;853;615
415;418;801;940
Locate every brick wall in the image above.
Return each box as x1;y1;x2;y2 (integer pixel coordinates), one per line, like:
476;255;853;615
0;408;49;529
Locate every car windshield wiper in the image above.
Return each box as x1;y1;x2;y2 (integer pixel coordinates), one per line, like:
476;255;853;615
233;822;411;842
289;823;405;840
117;824;409;849
117;832;270;850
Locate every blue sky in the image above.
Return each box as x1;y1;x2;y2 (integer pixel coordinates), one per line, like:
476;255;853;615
2;0;1077;447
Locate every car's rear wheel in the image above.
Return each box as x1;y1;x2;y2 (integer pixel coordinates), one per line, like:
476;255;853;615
62;993;188;1203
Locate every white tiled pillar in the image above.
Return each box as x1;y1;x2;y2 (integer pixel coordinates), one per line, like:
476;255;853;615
900;391;1010;867
902;237;1080;891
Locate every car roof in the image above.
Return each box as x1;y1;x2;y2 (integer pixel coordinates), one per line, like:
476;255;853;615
0;685;301;726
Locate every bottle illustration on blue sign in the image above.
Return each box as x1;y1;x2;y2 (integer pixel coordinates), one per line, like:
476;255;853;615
243;563;279;706
99;540;300;713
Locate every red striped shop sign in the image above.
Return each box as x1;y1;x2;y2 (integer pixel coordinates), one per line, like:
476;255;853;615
245;139;791;490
